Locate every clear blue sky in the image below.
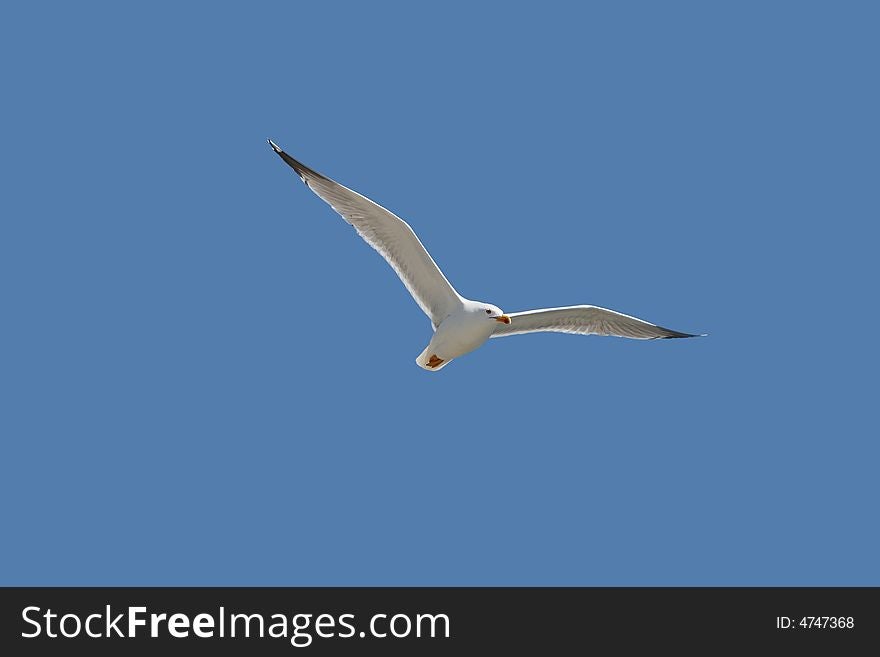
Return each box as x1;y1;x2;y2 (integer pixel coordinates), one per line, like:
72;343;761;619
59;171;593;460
2;2;877;585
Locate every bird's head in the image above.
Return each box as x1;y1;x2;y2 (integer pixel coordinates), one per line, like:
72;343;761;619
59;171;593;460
480;304;511;324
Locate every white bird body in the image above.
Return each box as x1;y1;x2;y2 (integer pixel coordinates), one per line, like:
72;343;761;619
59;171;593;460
416;300;507;371
268;140;704;371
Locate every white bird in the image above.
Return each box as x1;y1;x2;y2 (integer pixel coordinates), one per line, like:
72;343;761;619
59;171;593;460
268;140;703;371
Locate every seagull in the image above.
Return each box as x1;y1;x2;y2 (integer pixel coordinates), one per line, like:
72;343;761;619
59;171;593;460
268;140;704;371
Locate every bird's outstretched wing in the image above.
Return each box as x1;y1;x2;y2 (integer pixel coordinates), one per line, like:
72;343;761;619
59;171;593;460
268;140;462;326
491;305;703;340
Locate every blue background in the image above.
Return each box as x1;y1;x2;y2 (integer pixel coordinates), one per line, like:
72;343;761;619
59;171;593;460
2;2;877;585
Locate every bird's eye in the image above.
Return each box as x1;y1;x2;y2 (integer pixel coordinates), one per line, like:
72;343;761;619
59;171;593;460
485;309;492;314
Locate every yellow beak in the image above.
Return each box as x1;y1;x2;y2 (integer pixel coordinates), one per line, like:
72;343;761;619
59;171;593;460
495;315;511;324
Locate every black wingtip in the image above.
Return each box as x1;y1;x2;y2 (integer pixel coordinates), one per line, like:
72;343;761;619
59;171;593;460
661;331;707;339
266;142;326;184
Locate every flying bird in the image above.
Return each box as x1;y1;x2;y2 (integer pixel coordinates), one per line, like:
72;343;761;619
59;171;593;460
268;140;703;371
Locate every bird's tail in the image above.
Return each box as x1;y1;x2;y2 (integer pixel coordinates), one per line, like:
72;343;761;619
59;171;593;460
416;345;454;371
